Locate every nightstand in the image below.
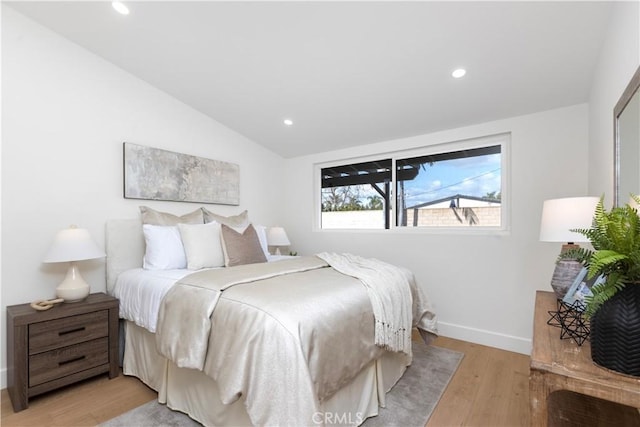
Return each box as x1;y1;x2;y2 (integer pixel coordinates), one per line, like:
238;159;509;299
6;292;119;412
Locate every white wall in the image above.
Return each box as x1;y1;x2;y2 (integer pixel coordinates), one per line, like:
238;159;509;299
283;104;590;354
1;6;284;387
588;1;640;202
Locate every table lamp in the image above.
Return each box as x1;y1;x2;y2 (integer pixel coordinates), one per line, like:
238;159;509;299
539;196;599;299
43;225;106;302
267;226;291;255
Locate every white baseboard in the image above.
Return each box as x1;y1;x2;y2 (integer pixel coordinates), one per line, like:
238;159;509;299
1;367;6;390
437;321;532;355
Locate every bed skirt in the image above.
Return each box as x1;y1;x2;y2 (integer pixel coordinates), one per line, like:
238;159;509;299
122;321;411;426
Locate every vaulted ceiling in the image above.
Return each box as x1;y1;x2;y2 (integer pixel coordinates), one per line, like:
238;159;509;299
7;1;612;158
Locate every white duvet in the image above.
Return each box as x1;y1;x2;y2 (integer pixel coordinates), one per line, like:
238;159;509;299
113;268;197;333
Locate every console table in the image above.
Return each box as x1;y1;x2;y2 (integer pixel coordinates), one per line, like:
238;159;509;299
530;291;640;425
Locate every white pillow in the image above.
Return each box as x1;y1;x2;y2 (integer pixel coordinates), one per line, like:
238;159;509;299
178;222;225;269
142;224;187;270
253;224;271;258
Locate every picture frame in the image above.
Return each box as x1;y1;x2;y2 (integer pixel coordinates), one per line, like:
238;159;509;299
562;267;603;311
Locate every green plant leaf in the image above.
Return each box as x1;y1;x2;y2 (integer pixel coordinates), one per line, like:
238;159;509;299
567;194;640;316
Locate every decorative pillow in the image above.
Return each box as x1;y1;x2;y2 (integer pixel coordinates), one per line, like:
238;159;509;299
178;222;225;269
140;206;203;225
220;224;267;267
142;224;187;270
202;208;249;228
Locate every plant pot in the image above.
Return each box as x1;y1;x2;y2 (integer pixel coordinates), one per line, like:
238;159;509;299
590;284;640;376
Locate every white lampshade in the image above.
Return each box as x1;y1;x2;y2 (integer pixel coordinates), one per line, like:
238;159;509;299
267;226;290;255
44;226;106;262
43;226;105;302
267;227;290;246
539;197;599;243
539;196;599;299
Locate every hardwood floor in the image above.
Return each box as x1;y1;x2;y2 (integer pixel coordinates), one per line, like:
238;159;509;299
1;336;530;426
1;374;156;427
426;336;530;426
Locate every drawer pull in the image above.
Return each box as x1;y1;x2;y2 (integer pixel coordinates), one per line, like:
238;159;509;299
58;356;86;366
58;327;86;336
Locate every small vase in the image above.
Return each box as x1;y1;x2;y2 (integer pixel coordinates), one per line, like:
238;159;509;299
590;284;640;376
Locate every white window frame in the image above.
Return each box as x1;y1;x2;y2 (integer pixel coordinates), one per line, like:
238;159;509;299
314;132;510;234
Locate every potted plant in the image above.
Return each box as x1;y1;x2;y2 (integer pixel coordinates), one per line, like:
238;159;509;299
562;195;640;376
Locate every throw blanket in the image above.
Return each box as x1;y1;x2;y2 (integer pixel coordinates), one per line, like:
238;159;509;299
316;252;413;354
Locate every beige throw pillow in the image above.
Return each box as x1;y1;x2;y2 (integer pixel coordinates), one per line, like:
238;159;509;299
220;224;267;267
140;206;204;225
202;209;249;228
178;222;225;269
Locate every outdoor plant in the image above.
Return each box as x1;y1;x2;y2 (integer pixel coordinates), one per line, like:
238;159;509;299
562;195;640;317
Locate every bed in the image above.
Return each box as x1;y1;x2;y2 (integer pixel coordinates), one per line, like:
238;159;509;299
105;212;437;426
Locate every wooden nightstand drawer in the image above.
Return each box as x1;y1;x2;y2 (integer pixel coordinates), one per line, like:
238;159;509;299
29;310;108;354
28;337;109;387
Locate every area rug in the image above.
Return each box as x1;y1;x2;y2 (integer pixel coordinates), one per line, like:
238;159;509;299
102;341;463;427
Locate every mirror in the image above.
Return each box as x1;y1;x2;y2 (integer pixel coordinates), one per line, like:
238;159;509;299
614;65;640;206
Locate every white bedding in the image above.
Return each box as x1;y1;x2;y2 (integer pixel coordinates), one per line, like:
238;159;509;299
113;268;197;333
113;255;294;332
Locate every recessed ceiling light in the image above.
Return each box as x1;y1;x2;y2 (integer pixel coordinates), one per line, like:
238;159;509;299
112;1;130;15
283;119;293;126
452;68;466;78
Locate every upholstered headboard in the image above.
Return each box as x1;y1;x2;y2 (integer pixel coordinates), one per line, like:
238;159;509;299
105;219;145;295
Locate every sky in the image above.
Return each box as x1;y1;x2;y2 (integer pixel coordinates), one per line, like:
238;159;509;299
402;153;502;206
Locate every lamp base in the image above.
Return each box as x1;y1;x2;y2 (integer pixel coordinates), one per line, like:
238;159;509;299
56;262;90;303
550;259;583;299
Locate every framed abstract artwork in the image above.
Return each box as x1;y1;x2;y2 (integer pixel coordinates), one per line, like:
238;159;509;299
123;142;239;205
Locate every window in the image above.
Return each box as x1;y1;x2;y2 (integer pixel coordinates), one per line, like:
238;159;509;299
397;145;502;228
321;159;391;229
318;134;508;230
